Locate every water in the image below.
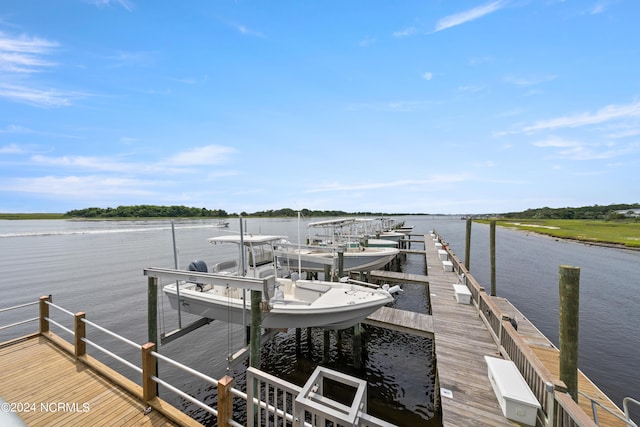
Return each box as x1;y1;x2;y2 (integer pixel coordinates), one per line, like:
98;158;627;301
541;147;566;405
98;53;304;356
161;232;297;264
0;216;638;425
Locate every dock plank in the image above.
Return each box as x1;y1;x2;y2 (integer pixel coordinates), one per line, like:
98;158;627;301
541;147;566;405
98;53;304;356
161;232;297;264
0;336;184;427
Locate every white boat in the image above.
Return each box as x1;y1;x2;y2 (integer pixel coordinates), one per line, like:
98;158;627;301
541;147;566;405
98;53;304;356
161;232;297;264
162;234;394;330
273;218;399;273
212;220;230;228
274;243;399;273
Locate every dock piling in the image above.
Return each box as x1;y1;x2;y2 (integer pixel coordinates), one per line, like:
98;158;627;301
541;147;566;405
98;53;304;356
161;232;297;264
490;220;496;296
464;218;472;270
559;264;581;402
148;277;158;347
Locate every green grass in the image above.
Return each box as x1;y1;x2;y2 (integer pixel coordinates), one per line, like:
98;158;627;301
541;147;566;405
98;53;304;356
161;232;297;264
476;219;640;248
0;213;66;220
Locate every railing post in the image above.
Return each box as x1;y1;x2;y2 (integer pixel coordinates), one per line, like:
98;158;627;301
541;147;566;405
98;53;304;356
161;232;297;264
545;382;555;427
218;375;234;427
39;295;50;334
74;312;86;357
141;342;157;402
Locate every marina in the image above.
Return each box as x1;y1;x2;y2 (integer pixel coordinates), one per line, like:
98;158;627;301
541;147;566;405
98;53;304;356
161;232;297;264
0;217;638;426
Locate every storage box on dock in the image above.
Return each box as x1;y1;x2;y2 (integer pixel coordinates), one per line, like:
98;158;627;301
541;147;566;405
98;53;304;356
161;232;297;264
484;356;540;426
452;284;471;304
442;260;453;272
437;249;448;261
435;242;443;249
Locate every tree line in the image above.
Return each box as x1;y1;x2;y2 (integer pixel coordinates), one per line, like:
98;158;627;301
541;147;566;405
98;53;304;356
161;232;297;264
501;203;640;220
64;205;398;219
65;205;229;218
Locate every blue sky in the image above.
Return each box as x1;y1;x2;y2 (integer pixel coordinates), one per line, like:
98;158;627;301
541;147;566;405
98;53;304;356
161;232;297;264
1;0;639;214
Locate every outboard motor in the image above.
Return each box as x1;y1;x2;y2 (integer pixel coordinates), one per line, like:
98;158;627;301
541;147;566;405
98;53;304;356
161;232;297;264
188;260;208;272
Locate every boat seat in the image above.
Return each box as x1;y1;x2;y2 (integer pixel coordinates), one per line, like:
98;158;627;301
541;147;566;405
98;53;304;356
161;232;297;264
295;281;332;293
212;260;238;272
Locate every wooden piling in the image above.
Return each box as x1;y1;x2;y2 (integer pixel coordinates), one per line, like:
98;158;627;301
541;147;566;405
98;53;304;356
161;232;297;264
353;323;362;369
323;330;330;363
249;290;261;368
490;220;496;296
147;276;158;347
559;265;580;402
464;218;472;270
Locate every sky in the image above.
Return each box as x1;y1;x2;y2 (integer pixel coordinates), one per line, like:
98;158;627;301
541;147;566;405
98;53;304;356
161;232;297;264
1;0;639;215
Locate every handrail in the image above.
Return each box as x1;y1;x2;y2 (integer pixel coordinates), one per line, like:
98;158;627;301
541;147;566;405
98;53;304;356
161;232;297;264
578;390;640;427
0;300;39;313
623;397;639;427
151;374;218;417
82;317;142;350
46;316;74;337
151;350;218;387
0;317;38;331
46;300;75;316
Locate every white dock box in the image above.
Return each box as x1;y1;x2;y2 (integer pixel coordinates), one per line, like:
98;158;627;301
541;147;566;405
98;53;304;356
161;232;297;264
442;260;453;272
437;249;448;261
435;242;443;249
452;284;471;304
484;356;540;426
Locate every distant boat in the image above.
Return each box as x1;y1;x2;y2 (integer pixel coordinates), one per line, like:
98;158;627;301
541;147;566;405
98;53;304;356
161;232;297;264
162;234;394;330
212;220;230;228
273;218;399;273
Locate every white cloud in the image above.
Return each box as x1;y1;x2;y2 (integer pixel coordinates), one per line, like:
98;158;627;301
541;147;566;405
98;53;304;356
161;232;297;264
0;31;58;73
533;136;634;160
232;23;264;38
87;0;134;12
393;27;418;38
346;100;433;112
503;74;556;87
0;143;25;154
0;175;156;198
0;83;86;108
358;37;376;47
305;174;472;193
422;72;433;81
168;145;236;166
435;1;507;32
521;101;640;133
457;85;485;93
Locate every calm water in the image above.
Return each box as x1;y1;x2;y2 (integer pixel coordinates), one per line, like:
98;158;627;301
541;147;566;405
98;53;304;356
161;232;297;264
0;216;638;425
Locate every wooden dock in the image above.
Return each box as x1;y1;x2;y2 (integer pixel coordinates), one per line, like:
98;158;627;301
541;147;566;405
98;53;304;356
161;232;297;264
0;333;200;426
369;233;629;427
421;235;517;426
0;334;189;426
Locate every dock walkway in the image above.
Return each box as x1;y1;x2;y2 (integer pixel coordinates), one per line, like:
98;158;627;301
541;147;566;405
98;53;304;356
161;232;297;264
422;236;515;426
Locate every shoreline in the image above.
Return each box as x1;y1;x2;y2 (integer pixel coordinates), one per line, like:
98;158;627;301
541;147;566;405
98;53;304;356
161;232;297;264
506;226;640;252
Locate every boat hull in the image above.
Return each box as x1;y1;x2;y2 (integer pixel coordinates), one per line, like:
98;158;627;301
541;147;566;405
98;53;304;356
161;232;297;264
275;247;398;273
163;279;393;330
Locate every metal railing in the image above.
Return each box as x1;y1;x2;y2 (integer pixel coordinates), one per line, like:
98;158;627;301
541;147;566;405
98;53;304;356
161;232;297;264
2;296;398;427
0;300;39;332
